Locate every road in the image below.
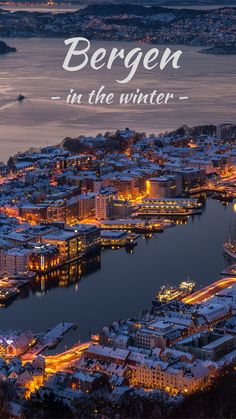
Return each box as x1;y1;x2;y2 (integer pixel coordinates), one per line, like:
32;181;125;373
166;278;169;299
44;341;92;374
22;341;93;373
183;277;236;304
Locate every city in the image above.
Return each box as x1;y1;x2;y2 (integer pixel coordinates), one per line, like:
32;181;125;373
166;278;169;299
0;122;235;417
0;4;235;53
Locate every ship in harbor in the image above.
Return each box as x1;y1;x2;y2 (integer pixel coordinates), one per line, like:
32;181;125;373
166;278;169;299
223;236;236;259
155;280;195;303
0;287;20;304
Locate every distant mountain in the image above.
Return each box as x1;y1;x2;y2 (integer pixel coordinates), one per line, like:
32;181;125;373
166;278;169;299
77;0;236;5
0;3;235;53
79;3;200;15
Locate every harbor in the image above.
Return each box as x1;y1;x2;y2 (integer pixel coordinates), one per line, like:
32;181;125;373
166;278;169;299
21;322;77;362
0;276;31;305
0;198;234;341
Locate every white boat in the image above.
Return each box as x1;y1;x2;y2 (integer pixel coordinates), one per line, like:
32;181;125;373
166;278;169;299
156;280;195;302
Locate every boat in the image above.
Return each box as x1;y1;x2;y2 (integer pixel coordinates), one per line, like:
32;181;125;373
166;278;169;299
221;264;236;277
155;280;195;303
212;193;233;202
0;287;20;303
223;236;236;259
125;236;138;249
17;94;25;102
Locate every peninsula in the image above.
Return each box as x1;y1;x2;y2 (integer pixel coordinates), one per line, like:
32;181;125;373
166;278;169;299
0;40;16;55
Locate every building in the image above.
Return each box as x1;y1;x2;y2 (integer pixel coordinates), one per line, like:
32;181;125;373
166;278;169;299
136;198;202;217
132;359;209;394
217;123;235;141
6;330;35;357
71;371;107;393
110;177;138;199
66;224;101;254
101;230;129;247
147;176;181;198
111;199;133;219
95;190;115;221
19;204;48;224
62;154;92;170
85;344;130;366
194;303;232;328
170;168;206;191
47;200;67;223
66;196;80;225
28;244;60;272
78;193;95;220
175;331;236;361
4;248;31;277
41;230;83;263
135;320;185;350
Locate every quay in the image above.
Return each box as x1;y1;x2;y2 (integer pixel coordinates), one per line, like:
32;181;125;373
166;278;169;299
101;230;139;249
134;198;202;217
0;275;32;305
100;218;166;232
221;264;236;277
21;322;77;361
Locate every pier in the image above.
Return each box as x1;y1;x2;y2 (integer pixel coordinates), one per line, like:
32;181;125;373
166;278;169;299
221;264;236;277
21;322;77;361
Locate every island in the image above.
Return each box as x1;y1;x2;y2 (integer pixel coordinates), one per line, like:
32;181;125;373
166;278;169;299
0;40;16;55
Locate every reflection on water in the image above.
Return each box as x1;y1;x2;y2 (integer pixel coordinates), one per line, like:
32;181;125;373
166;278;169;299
20;252;101;299
0;39;235;161
0;198;235;348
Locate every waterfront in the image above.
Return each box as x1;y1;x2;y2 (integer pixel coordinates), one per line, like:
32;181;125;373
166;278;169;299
0;198;234;345
0;38;235;161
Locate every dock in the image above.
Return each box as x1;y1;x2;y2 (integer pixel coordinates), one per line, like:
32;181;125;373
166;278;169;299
100;218;165;232
21;322;77;361
42;322;77;347
221;264;236;277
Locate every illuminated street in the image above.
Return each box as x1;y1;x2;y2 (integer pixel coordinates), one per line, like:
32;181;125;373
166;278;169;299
44;341;92;374
183;277;236;304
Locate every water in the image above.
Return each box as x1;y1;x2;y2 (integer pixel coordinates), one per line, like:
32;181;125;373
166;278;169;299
1;4;234;12
0;199;235;346
0;5;82;13
0;38;235;161
163;4;236;9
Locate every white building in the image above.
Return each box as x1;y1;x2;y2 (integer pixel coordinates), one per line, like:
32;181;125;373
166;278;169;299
95;191;114;220
78;193;95;220
4;248;31;277
132;360;209;394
